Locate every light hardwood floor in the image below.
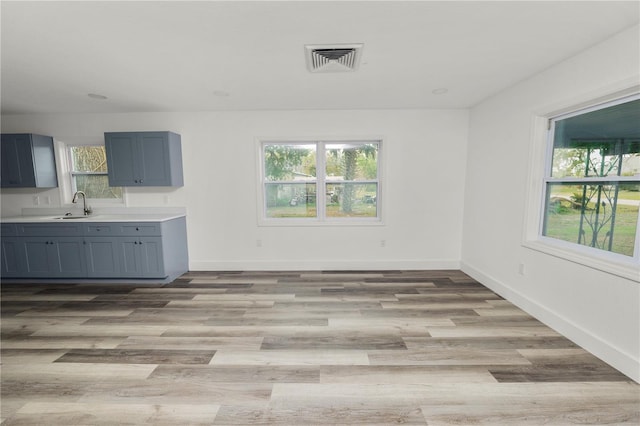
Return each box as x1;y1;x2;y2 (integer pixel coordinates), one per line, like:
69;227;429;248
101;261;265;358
1;270;638;425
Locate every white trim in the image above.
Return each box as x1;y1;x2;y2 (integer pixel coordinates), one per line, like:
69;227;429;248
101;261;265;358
54;141;126;207
523;86;640;278
461;261;640;384
190;259;460;272
551;93;640;122
256;138;383;226
523;239;639;282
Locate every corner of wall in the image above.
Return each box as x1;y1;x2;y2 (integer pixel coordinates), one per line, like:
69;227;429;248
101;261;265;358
461;261;640;384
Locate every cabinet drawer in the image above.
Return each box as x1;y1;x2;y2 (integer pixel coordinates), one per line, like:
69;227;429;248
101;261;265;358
84;222;161;236
118;222;161;236
1;224;17;236
84;223;119;236
117;223;161;236
17;223;84;237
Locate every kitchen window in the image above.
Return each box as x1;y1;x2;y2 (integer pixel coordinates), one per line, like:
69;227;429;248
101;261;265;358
541;95;640;262
259;140;381;224
67;145;123;200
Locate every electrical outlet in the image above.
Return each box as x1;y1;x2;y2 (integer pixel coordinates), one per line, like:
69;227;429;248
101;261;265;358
44;196;51;205
256;239;262;247
380;240;386;248
33;196;40;206
518;263;526;276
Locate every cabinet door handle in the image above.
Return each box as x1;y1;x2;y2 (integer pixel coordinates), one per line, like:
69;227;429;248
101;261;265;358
139;179;143;183
136;227;139;231
139;241;143;245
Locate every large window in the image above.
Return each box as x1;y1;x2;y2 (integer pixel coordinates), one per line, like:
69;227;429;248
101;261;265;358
542;96;640;260
68;145;122;199
260;141;381;223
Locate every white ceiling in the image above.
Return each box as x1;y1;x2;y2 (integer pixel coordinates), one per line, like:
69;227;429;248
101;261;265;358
1;1;638;114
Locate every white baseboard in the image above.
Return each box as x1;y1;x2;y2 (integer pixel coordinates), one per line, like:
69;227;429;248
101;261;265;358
461;261;640;384
189;259;461;271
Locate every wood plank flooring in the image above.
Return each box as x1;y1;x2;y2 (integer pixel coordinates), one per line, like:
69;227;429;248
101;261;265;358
1;270;638;425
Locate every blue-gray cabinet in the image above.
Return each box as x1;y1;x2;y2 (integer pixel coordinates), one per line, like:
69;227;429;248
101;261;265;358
119;237;164;277
84;237;121;278
1;238;22;275
85;222;166;278
104;131;183;187
22;237;87;277
1;217;188;280
1;133;58;188
1;225;23;276
11;223;86;278
0;224;22;276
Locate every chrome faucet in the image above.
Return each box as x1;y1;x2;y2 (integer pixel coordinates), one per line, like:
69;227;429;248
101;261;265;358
72;191;92;215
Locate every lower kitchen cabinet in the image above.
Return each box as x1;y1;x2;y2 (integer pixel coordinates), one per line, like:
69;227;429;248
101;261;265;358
1;217;188;280
1;237;24;276
22;237;87;277
119;237;164;278
84;237;121;278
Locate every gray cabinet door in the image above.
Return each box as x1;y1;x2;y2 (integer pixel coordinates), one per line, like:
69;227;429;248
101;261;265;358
22;237;86;277
22;238;52;276
50;238;86;277
1;134;36;187
104;133;138;186
105;131;183;187
137;133;171;186
84;237;120;277
138;237;164;277
117;237;165;278
0;134;57;188
119;239;141;276
1;237;26;277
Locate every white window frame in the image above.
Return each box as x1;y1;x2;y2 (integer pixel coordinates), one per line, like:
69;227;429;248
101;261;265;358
523;89;640;282
257;138;383;226
56;142;125;207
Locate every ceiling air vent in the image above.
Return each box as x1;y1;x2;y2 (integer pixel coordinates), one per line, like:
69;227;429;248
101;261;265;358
305;44;364;73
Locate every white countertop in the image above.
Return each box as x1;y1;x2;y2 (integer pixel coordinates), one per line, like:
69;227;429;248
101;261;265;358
2;213;186;223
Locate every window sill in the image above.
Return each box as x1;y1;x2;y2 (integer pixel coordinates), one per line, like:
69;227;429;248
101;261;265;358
258;218;384;227
523;238;639;282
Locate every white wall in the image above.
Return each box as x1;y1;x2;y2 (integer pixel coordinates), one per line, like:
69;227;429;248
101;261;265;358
1;108;469;271
461;25;640;382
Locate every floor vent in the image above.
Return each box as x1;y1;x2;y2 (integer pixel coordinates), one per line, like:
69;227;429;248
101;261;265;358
305;44;363;73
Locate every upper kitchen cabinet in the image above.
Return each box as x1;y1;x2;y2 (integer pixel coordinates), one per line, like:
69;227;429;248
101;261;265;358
104;131;184;187
1;134;58;188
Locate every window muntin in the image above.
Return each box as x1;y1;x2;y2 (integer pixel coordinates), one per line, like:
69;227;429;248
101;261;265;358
68;145;123;199
542;96;640;258
261;141;380;222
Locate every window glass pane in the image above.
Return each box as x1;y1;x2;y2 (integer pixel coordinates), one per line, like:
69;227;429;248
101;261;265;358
325;143;378;181
69;145;122;199
73;175;123;199
544;182;639;256
551;99;640;178
326;183;377;218
265;183;316;218
264;144;316;181
70;146;109;172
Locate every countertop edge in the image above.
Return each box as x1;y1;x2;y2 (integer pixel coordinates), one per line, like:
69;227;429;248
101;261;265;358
1;214;186;223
